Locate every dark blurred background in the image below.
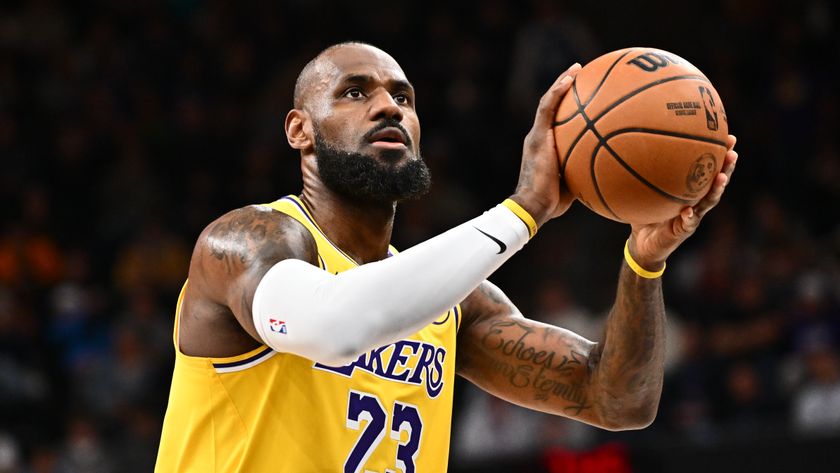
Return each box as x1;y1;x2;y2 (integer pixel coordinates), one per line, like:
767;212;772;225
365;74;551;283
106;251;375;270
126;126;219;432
1;0;839;472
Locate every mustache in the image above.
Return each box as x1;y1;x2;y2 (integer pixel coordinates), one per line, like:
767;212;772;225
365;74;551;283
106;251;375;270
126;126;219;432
363;119;412;146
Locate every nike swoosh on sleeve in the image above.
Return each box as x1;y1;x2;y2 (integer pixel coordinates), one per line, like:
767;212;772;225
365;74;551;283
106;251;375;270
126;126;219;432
473;227;507;254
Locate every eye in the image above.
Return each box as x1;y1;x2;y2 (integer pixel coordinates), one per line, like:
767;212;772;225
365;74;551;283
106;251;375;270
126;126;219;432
393;93;411;105
343;88;365;99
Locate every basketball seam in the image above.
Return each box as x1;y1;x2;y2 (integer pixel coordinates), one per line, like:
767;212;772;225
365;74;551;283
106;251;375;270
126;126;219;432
553;49;634;127
596;140;695;205
601;128;726;204
601;127;728;147
560;74;711;176
573;84;622;221
590;74;711;124
560;74;715;217
575;91;700;217
560;81;589;176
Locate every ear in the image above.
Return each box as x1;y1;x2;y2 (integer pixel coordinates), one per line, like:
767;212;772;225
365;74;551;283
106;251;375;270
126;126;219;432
285;109;313;151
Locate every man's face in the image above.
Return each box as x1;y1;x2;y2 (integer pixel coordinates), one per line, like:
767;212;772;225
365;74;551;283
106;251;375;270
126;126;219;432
303;45;430;203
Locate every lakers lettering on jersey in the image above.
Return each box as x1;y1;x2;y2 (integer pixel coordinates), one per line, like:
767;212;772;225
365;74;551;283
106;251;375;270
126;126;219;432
156;195;460;473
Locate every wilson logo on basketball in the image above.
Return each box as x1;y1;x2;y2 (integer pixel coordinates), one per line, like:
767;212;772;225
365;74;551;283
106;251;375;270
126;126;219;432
626;51;683;72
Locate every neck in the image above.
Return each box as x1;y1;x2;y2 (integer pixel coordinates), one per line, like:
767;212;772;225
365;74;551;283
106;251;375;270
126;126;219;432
300;184;396;265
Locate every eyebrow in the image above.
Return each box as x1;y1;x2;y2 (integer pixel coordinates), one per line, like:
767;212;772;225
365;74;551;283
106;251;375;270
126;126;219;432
339;73;415;93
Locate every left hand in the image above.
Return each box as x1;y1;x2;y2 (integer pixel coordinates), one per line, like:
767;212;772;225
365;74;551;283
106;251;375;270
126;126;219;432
511;63;582;228
628;134;738;270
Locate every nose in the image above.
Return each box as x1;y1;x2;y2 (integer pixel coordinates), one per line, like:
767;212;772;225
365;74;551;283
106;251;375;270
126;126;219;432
368;89;403;123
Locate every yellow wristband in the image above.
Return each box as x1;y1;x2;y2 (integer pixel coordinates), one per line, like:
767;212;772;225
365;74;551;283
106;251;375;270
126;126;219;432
624;240;665;279
501;199;538;239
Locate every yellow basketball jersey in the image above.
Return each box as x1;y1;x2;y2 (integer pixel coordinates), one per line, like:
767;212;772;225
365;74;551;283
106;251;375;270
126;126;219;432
156;195;460;473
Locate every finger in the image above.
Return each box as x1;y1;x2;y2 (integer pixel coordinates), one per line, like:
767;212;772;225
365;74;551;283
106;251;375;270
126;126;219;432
722;149;738;180
533;63;582;128
726;134;737;151
677;206;699;233
693;172;728;218
669;141;737;235
692;149;737;217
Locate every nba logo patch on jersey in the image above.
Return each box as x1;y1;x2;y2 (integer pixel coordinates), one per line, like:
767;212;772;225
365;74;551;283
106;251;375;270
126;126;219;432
268;319;287;334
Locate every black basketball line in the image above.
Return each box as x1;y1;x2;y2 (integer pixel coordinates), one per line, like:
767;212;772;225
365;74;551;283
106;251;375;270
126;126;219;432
559;74;711;176
560;81;588;175
589;74;710;124
560;74;717;219
553;49;634;127
597;139;695;205
601;128;727;203
573;84;622;221
575;92;698;219
601;127;728;147
582;49;635;107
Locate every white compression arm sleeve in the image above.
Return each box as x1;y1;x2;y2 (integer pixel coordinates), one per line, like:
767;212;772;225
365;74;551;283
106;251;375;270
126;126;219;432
251;203;530;365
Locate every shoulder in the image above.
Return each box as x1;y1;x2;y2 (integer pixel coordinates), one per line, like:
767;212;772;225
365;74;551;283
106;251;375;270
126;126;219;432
189;204;319;302
179;204;320;356
196;204;318;269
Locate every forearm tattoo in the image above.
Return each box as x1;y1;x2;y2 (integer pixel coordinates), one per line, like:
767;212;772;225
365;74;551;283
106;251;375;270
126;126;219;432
593;263;665;423
480;318;591;414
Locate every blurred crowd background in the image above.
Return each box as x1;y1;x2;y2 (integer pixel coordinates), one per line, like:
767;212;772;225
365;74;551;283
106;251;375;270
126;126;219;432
1;0;838;472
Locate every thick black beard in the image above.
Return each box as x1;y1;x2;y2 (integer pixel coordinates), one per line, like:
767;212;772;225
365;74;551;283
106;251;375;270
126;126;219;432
314;131;431;204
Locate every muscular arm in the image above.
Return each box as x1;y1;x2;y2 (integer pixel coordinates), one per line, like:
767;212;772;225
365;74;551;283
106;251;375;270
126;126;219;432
457;265;665;431
179;205;319;357
456;134;738;430
183;199;535;365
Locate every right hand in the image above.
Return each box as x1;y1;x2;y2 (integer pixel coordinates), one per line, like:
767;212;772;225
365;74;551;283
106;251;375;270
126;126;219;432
510;63;582;228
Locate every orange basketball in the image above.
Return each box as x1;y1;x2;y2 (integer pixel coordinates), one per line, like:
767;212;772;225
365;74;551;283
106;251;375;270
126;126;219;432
554;47;729;225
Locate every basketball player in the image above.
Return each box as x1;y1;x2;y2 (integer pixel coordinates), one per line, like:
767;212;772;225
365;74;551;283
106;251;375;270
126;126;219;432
156;42;737;472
